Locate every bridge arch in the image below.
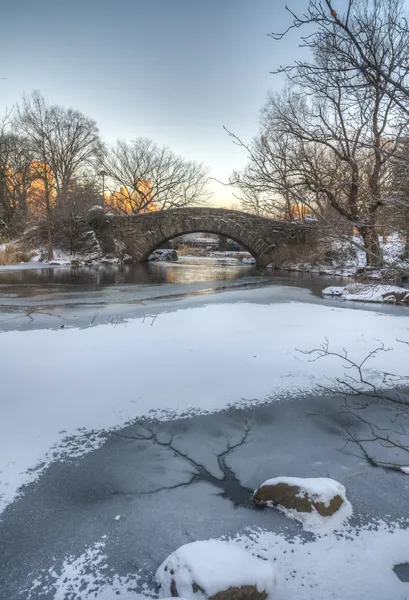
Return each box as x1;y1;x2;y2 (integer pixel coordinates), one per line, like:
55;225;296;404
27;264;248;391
142;228;259;261
107;207;309;267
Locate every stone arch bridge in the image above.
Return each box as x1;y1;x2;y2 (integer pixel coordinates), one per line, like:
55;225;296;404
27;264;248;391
101;207;313;267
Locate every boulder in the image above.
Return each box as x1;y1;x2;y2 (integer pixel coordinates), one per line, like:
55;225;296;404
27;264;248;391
156;540;276;600
149;249;179;262
253;476;348;518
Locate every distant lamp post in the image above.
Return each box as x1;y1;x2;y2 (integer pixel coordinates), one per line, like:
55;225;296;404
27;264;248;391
99;170;107;209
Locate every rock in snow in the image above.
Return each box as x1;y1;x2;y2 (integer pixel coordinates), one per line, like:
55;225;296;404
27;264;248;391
156;540;276;600
253;476;352;531
149;249;179;262
322;284;409;304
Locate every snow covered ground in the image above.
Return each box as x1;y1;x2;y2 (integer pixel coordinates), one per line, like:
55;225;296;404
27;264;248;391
20;518;409;600
234;521;409;600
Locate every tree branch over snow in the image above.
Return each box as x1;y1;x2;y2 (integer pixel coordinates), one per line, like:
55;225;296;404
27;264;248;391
298;338;409;472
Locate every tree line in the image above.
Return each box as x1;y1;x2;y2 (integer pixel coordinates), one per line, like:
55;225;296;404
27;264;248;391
230;0;409;265
0;92;210;259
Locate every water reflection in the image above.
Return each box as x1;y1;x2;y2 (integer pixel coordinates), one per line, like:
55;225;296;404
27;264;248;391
157;260;257;284
0;259;257;288
0;259;354;304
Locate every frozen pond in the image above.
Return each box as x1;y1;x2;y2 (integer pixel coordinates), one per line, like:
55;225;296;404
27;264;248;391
0;260;409;599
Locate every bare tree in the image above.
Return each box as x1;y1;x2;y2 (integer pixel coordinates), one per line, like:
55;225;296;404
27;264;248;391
230;0;409;267
99;138;210;214
0;115;35;235
273;0;409;115
18;92;100;204
17;95;55;258
268;87;407;264
230;133;306;220
16;92;101;257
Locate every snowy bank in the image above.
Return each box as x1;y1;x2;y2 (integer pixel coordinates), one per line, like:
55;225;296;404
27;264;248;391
253;477;352;531
323;284;409;304
157;540;276;600
267;234;409;280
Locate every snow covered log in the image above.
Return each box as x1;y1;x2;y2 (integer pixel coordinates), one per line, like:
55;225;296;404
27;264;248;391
322;284;409;304
253;477;352;530
156;540;276;600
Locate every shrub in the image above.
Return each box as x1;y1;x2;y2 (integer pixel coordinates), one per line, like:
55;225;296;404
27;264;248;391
0;245;34;265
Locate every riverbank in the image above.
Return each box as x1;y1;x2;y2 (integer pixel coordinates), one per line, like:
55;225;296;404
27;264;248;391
266;235;409;281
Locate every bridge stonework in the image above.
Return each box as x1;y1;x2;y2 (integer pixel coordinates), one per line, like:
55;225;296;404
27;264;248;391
104;207;312;267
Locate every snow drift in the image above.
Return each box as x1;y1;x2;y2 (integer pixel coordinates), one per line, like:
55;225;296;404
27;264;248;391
156;540;276;599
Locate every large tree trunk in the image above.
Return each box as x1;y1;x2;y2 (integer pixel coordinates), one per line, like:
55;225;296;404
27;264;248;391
46;223;54;261
358;224;383;267
404;210;409;259
45;192;54;261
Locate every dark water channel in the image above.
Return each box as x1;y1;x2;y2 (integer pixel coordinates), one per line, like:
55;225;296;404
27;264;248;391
0;258;351;303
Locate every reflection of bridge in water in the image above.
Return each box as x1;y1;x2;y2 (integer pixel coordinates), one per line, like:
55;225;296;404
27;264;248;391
104;207;314;267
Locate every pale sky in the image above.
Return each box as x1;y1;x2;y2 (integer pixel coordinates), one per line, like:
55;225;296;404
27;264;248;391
1;0;310;206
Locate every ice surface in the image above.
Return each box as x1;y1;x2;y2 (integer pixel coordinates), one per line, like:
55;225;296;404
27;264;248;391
5;396;409;600
156;540;276;599
1;300;408;514
22;536;142;599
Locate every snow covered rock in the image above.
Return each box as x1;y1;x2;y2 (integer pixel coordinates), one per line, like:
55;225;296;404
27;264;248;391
242;257;256;265
321;286;344;296
156;540;276;600
322;284;409;304
88;205;104;214
253;477;352;530
149;249;179;262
